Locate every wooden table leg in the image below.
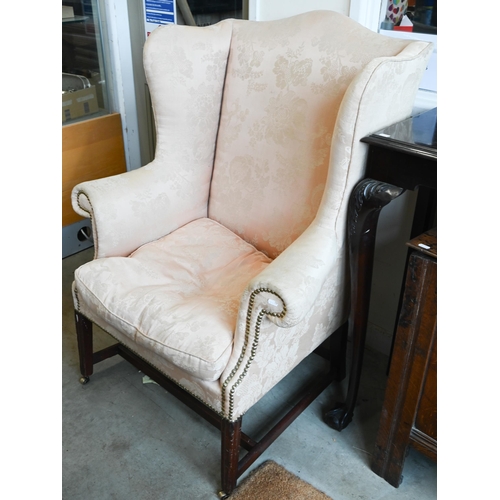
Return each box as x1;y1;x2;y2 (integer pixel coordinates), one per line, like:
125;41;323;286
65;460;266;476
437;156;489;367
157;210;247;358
324;179;404;431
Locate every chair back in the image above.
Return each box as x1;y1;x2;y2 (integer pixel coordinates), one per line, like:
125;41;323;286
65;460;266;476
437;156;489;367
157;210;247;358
144;11;430;258
208;12;411;258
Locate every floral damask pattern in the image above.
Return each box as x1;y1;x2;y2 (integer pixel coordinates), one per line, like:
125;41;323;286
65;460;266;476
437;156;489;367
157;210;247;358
208;13;416;259
72;11;432;422
255;91;307;146
73;22;233;259
273;46;313;89
74;218;271;382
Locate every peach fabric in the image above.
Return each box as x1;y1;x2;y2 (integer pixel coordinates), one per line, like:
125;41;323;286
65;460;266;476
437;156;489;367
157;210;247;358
209;13;410;259
72;11;432;420
72;21;232;259
73;218;271;381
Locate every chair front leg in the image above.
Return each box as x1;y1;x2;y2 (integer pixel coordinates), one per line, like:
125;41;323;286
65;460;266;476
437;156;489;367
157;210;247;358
75;311;94;384
220;417;242;498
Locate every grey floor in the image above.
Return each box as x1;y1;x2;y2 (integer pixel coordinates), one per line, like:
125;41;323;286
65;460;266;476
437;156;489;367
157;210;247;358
63;248;437;500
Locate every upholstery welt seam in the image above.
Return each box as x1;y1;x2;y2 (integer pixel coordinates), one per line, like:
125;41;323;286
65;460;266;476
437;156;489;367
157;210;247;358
333;50;429;237
74;285;81;311
76;190;99;258
207;19;234;215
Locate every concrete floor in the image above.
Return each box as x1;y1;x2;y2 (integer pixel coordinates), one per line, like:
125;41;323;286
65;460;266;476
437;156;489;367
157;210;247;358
62;248;437;500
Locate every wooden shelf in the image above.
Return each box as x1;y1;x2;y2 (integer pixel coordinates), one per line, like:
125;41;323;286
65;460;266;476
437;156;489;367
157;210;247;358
62;113;127;227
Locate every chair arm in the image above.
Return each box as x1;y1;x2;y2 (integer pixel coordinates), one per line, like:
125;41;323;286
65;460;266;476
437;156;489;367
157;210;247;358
246;222;340;328
221;222;344;417
72;161;209;258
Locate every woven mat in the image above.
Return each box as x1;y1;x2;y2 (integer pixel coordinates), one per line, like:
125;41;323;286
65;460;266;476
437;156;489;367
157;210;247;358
227;460;332;499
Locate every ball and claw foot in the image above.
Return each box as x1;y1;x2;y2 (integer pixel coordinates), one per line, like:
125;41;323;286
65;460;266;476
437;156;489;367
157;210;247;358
79;376;90;385
324;403;353;431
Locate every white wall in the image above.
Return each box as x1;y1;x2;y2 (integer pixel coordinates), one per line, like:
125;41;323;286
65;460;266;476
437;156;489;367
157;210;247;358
249;0;386;32
99;0;143;171
249;0;350;21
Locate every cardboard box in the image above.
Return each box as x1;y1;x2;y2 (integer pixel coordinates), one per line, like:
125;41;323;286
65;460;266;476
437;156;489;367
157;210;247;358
62;6;74;19
88;73;106;110
62;86;99;123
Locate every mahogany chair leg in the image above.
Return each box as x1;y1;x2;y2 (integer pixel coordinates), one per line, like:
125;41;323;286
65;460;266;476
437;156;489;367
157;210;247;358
220;417;242;498
75;311;94;384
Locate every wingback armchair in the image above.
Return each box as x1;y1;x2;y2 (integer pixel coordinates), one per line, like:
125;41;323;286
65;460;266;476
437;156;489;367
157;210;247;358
71;11;432;497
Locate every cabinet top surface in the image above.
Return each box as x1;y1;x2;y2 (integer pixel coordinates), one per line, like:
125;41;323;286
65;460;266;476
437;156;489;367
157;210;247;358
407;228;437;259
362;108;437;159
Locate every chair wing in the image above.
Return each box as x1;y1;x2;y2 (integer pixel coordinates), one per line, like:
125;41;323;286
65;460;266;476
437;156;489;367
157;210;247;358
72;21;232;258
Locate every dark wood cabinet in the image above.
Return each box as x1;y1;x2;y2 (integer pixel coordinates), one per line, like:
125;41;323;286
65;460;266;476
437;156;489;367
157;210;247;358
371;229;437;487
324;109;437;432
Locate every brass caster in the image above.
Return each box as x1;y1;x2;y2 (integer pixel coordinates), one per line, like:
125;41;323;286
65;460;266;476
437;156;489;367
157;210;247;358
79;376;90;385
218;491;229;499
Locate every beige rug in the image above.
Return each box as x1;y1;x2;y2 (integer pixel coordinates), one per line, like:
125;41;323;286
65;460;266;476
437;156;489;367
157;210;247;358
228;460;332;499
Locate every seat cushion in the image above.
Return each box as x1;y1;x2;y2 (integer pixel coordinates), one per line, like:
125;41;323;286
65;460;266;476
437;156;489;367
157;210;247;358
74;218;272;381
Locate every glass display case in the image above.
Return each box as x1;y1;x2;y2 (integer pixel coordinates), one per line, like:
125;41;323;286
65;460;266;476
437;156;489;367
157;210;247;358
411;0;437;34
62;0;128;259
378;0;437;102
185;0;243;26
62;0;110;124
381;0;437;34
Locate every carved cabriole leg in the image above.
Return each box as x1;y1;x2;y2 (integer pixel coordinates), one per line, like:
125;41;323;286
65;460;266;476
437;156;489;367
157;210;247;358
325;179;404;431
220;418;242;498
75;311;94;384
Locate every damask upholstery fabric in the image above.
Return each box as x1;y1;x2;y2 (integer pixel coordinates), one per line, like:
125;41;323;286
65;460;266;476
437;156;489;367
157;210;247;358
72;21;232;259
71;11;432;421
73;218;271;381
209;12;410;259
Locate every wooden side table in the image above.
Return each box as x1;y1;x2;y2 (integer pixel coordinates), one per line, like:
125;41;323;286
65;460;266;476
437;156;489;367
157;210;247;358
371;229;437;487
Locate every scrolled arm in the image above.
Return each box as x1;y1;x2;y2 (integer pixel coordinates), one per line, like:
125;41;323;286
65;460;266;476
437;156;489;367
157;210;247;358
71;161;208;259
246;222;340;329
